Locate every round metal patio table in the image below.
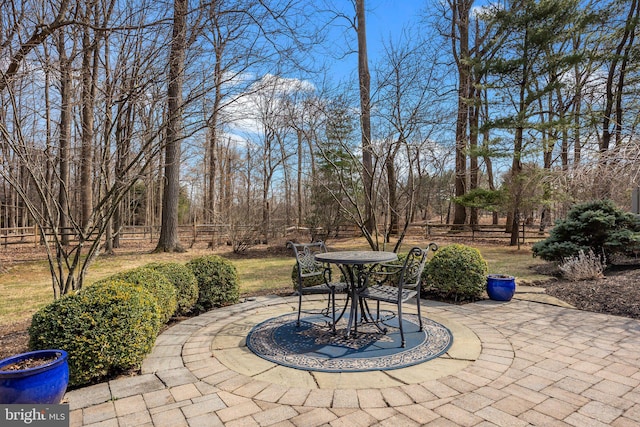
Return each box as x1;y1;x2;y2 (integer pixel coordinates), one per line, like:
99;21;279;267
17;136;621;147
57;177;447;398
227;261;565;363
315;251;398;338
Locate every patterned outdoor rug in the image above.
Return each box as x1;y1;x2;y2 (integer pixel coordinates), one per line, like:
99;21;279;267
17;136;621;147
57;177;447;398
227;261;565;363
246;312;453;372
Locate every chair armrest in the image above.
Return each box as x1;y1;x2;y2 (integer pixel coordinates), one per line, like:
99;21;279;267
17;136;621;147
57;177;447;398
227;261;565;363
378;263;403;272
366;264;402;287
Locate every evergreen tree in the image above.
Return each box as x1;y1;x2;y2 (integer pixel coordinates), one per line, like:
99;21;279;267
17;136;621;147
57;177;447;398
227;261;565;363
309;96;359;237
483;0;585;245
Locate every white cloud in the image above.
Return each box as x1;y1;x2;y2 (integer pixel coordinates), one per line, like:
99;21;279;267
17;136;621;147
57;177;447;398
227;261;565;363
224;73;316;139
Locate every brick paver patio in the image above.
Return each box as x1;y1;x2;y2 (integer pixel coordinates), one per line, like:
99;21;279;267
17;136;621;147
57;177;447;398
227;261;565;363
65;291;640;426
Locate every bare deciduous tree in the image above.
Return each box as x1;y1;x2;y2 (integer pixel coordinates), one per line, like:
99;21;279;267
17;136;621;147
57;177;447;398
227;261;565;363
156;0;188;253
355;0;375;236
375;32;441;243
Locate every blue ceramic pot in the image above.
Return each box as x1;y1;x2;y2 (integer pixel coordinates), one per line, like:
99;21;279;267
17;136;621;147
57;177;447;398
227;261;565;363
486;274;516;301
0;350;69;404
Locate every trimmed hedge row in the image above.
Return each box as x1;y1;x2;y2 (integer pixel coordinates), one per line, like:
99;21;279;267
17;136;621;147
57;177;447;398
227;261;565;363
29;280;161;387
98;267;177;323
144;262;198;316
187;255;239;312
28;255;238;388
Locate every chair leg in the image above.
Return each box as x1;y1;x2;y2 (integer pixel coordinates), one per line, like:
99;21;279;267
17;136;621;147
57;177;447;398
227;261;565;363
330;290;337;334
416;294;423;331
398;303;405;348
353;295;358;335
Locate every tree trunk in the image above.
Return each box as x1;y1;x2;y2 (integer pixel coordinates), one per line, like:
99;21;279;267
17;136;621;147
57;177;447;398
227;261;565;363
573;86;581;165
479;86;498;225
297;129;303;227
452;0;472;227
601;0;638;152
246;149;251;216
206;54;223;227
469;85;479;228
112;104;131;249
102;38;114;255
43;43;54;236
261;127;274;244
156;0;187;253
80;5;96;230
223;141;232;222
386;156;398;236
57;33;71;249
356;0;374;235
279;134;291;226
206;123;218;247
614;11;637;147
510;98;526;245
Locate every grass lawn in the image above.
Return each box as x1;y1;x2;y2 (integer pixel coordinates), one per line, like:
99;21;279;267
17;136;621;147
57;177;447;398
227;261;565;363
0;238;550;327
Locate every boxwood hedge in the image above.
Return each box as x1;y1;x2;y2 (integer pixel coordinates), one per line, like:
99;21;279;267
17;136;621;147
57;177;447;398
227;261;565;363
103;267;177;323
144;262;198;316
186;255;239;312
425;244;488;302
28;279;161;388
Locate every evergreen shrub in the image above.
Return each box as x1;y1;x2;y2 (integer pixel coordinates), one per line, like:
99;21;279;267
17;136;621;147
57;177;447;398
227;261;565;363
425;244;488;302
144;262;198;316
186;255;239;312
532;199;640;263
28;279;161;388
105;267;177;323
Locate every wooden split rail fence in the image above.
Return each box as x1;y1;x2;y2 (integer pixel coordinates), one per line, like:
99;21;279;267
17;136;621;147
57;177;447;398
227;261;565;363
0;222;549;249
423;223;548;245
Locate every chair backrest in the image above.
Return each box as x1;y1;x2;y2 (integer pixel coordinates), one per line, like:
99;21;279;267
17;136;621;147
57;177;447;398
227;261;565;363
399;243;438;290
287;241;328;286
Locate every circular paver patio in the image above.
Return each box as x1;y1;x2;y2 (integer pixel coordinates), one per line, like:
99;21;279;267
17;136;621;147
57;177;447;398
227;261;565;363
64;293;640;426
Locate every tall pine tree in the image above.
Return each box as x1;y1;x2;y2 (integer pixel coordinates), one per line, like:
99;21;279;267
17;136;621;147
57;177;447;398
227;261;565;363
484;0;583;245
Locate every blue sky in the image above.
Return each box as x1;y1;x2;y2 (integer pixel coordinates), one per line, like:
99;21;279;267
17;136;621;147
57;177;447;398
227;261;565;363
368;1;425;42
367;1;425;57
325;1;426;83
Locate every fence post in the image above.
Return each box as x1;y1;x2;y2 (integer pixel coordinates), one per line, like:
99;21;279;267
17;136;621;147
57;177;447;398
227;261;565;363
34;225;38;247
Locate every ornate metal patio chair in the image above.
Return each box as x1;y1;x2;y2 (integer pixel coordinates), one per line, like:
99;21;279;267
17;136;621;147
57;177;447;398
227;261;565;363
358;243;438;347
287;241;347;333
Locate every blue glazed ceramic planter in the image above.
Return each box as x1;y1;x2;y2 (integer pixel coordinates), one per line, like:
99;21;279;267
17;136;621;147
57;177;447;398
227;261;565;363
486;274;516;301
0;350;69;404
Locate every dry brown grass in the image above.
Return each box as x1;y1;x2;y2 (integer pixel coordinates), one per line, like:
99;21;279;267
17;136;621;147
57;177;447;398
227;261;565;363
0;244;173;325
0;236;554;360
0;237;549;327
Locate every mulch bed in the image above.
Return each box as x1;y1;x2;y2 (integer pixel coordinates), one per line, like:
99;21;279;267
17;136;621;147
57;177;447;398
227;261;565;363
541;267;640;319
